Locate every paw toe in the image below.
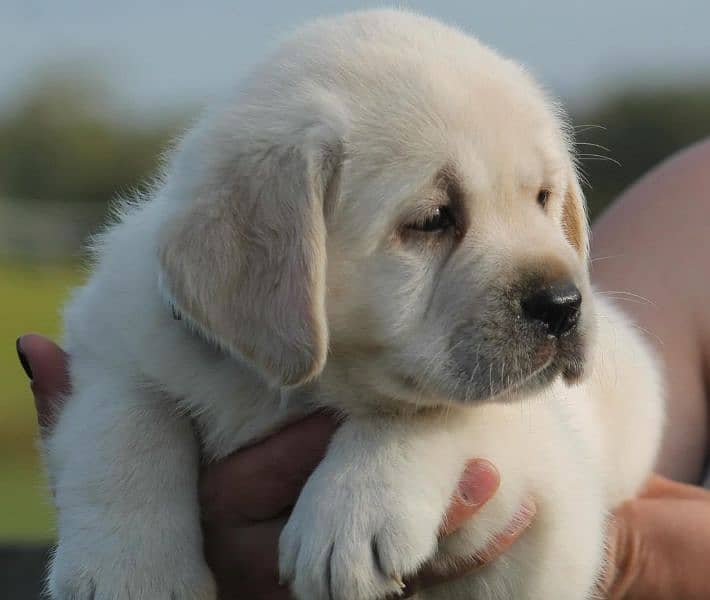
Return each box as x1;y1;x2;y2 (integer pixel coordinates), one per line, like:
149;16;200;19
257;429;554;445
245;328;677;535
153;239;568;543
372;524;437;584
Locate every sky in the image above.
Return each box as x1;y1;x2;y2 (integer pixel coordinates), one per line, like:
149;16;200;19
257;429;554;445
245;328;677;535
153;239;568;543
1;0;709;115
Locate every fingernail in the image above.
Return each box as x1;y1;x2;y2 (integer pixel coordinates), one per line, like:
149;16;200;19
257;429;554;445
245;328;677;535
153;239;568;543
457;459;499;506
16;337;33;380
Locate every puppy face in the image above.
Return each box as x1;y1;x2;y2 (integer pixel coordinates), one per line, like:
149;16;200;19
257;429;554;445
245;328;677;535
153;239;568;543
157;11;593;408
324;80;592;408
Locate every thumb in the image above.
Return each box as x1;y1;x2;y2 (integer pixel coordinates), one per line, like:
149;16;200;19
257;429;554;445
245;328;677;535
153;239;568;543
599;508;640;599
601;500;668;600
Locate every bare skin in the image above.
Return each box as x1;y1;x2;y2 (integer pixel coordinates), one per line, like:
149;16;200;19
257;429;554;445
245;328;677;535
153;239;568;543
16;138;710;599
591;137;710;598
602;474;710;599
592;137;710;483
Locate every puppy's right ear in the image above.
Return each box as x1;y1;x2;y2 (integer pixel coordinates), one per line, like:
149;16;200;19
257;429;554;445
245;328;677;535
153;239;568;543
562;161;590;263
157;116;344;387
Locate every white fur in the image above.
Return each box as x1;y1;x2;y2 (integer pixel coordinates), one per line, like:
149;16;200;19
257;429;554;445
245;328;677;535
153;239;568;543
45;10;664;600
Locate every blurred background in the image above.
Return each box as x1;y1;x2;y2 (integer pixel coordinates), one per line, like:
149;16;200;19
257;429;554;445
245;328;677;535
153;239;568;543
1;0;709;584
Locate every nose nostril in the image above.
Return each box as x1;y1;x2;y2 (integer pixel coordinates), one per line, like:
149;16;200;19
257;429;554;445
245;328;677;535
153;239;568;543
521;282;582;338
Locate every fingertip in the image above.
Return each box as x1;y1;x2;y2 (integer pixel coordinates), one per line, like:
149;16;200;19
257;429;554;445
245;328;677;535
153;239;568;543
16;334;70;430
18;334;70;393
17;335;45;425
18;333;68;364
441;459;500;536
458;459;500;507
16;336;34;380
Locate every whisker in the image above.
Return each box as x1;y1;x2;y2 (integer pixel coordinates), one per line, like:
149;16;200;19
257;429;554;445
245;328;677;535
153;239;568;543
601;295;648;306
630;323;664;347
598;290;656;307
573;124;607;132
577;154;622;167
590;254;620;264
574;141;613;154
576;168;592;190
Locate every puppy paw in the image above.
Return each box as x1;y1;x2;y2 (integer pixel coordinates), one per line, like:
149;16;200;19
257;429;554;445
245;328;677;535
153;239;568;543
49;539;216;600
279;478;441;600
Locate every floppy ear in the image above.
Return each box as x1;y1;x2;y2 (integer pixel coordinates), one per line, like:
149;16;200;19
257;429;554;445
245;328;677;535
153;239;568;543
157;122;343;387
562;164;590;262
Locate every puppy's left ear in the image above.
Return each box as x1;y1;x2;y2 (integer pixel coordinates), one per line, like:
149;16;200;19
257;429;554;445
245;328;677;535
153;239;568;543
562;164;590;262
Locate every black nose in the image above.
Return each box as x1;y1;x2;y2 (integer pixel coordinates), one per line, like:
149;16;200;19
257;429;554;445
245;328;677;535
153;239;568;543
521;281;582;338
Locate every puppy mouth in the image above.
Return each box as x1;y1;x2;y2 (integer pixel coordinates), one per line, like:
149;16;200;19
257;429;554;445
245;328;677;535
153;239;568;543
520;336;586;390
443;326;587;404
392;304;589;406
531;338;556;369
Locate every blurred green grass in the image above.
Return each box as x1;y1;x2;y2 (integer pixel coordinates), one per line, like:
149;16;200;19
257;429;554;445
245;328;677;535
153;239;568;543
0;259;83;541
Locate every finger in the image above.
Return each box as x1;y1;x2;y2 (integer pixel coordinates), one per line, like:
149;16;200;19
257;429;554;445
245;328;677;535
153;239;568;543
640;474;710;501
596;513;629;599
203;518;292;600
16;334;70;431
602;499;667;600
603;497;710;600
404;499;536;596
439;459;500;536
600;476;710;598
200;412;338;525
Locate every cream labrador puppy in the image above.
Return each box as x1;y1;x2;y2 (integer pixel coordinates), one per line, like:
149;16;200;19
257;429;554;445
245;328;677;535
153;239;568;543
45;9;664;600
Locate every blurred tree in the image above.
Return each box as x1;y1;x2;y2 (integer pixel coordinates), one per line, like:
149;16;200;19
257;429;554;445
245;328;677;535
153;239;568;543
0;66;187;205
1;65;708;223
571;84;710;220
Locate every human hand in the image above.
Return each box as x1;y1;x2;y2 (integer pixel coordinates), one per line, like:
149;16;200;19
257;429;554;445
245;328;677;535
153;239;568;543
601;474;710;599
17;334;535;599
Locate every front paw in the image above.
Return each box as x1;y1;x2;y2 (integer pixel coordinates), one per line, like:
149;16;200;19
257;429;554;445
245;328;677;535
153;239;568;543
279;487;440;600
49;538;216;600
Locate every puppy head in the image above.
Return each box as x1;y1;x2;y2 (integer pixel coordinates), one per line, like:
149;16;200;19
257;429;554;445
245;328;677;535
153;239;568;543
157;10;593;404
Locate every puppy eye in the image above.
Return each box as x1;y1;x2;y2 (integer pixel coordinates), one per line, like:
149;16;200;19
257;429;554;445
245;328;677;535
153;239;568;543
537;189;551;209
408;206;455;232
